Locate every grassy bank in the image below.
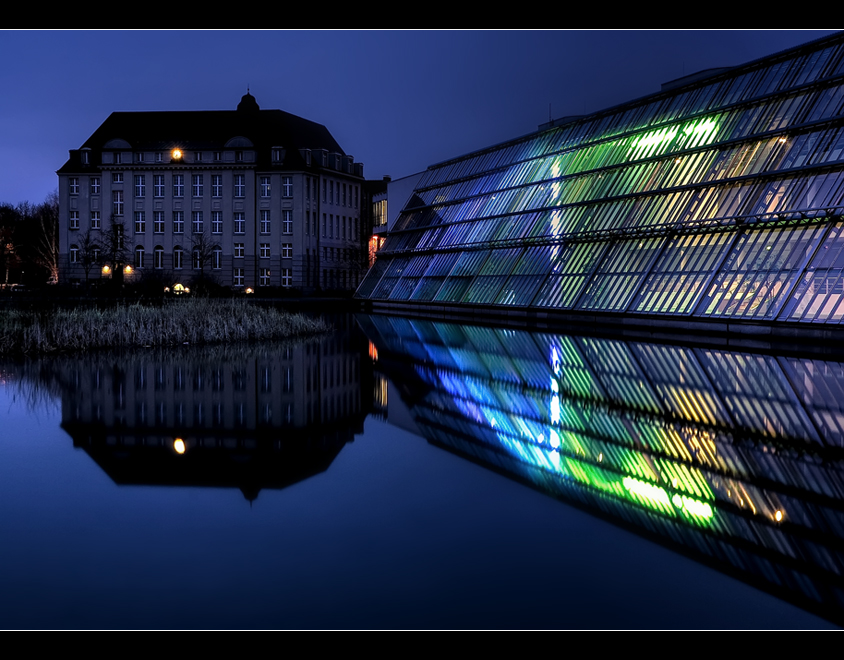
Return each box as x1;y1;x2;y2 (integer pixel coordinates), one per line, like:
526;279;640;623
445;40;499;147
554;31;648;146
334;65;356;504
0;299;329;355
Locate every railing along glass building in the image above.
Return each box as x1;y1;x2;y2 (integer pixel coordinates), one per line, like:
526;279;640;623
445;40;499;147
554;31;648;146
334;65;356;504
358;33;844;330
359;314;844;625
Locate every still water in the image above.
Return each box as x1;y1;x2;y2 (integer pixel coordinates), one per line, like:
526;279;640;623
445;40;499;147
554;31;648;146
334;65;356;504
0;313;841;629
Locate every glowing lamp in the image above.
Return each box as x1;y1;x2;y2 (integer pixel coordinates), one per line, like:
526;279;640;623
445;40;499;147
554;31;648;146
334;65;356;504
123;265;133;275
245;287;254;294
172;148;183;160
775;510;784;522
173;438;186;455
102;265;111;275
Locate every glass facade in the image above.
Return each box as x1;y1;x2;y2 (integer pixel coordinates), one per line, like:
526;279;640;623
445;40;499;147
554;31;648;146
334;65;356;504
358;33;844;326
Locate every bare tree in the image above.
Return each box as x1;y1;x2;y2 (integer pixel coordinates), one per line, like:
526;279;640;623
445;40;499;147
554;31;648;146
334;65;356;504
76;228;100;285
101;213;132;286
21;192;59;284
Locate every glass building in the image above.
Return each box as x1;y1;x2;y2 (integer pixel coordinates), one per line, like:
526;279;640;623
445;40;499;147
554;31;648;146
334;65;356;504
357;32;844;335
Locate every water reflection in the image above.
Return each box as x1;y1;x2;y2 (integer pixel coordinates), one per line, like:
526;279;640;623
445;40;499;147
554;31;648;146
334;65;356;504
358;314;844;627
5;312;844;627
11;315;373;502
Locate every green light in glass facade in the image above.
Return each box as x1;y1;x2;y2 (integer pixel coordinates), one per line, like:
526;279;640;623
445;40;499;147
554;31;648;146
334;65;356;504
629;115;720;160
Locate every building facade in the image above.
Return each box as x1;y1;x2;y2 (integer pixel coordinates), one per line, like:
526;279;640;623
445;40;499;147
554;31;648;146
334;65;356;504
357;32;844;335
57;93;366;292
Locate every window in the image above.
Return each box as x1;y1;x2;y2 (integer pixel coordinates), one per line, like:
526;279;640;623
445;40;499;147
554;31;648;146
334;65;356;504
233;212;245;234
212;247;222;270
214;152;222;162
69;211;79;230
115;153;122;164
261;176;271;197
260;210;271;234
234;174;245;198
195;152;202;162
233;267;244;286
260;268;271;286
235;151;243;162
135;211;146;233
192;211;203;234
154;175;165;197
173;211;184;234
322;213;326;237
90;177;101;195
136;152;145;163
282;210;293;234
192;174;203;197
260;243;270;259
282;243;292;259
173;246;184;269
342;183;347;206
192;248;201;270
322;180;327;202
154;211;164;234
173;174;184;197
113;190;124;216
212;211;222;234
134;175;145;198
69;178;79;195
234;243;244;258
282;176;293;198
91;211;101;230
69;244;79;263
113;173;123;184
154;245;164;269
212;174;222;197
135;245;145;268
156;152;163;163
281;268;292;288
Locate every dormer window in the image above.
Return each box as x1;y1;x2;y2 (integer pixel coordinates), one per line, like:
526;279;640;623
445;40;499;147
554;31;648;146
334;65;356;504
136;152;145;163
195;152;203;162
214;152;222;161
156;152;163;163
236;151;243;162
115;152;122;164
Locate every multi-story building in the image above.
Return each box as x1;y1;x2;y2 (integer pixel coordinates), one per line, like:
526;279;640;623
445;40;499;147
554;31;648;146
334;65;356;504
357;31;844;338
57;93;366;292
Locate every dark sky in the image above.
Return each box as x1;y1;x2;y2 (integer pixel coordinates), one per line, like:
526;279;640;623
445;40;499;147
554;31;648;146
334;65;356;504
0;29;837;206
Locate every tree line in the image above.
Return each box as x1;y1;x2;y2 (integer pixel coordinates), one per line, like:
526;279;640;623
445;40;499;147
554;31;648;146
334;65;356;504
0;192;59;287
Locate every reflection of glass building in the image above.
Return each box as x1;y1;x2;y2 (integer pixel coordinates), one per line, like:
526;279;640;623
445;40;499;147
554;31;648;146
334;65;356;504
358;33;844;335
359;314;844;625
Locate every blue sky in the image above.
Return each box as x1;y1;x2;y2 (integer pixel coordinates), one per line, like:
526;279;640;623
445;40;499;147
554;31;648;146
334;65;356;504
0;29;836;206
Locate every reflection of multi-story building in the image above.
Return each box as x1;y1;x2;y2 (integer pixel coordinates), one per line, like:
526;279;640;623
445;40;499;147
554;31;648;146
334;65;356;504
359;314;844;626
57;93;366;292
358;32;844;338
52;325;373;501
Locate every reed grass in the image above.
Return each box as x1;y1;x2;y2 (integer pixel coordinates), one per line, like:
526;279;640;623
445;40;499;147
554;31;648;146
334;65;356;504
0;299;329;355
